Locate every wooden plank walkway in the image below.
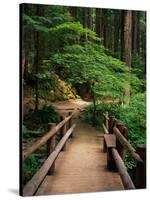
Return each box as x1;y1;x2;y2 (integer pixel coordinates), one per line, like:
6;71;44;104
36;118;124;195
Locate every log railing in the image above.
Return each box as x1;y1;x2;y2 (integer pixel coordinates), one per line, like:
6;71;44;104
22;110;76;196
103;112;146;190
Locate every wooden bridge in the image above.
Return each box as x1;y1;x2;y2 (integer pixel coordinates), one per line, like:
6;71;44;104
21;108;146;196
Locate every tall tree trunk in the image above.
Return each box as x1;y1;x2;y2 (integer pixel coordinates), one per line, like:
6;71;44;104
87;8;93;30
69;7;78;19
102;9;110;48
83;8;88;41
132;11;140;55
120;10;125;60
114;10;121;53
34;5;44;110
22;4;33;80
123;10;132;66
122;10;132;105
95;8;102;37
83;7;87;28
136;11;140;55
141;12;146;74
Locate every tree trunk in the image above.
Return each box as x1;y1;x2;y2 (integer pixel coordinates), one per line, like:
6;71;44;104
122;10;132;105
95;8;103;38
34;30;39;110
103;9;110;48
22;4;33;80
87;8;93;30
83;7;87;28
95;8;100;36
120;10;125;60
136;11;140;55
114;10;121;53
34;5;44;110
69;7;78;19
132;11;140;55
123;10;132;66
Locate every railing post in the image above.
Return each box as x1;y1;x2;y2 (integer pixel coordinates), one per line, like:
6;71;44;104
103;112;109;152
47;123;56;175
103;139;107;153
136;144;146;189
116;123;128;161
107;147;116;170
103;113;106;127
109;116;116;134
69;111;73;138
60;114;67;151
105;112;109;130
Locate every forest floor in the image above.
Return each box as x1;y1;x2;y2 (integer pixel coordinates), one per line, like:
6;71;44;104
35;106;124;195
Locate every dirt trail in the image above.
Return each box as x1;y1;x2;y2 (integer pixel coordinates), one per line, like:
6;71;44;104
36;116;124;195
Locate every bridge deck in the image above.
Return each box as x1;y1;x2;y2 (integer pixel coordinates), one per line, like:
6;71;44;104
36;118;124;195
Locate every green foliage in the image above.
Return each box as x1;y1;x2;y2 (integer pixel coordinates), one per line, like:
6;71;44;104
23;105;59;133
131;52;146;81
84;93;146;176
23;155;40;185
50;37;141;102
23;5;72;32
22;124;42;138
84;93;146;144
48;22;101;52
84;102;120;126
119;93;146;145
23;14;50;32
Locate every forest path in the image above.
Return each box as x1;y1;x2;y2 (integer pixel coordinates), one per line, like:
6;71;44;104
36;105;124;195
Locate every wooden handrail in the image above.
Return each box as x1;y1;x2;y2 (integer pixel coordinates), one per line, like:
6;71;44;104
111;148;135;189
23;124;76;196
102;111;146;189
103;113;109;120
113;127;143;162
102;123;109;134
23;110;75;160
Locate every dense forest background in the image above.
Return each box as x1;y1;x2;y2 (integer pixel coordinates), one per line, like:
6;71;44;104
21;4;146;184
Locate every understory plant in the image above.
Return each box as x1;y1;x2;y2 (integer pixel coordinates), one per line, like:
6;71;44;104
23;105;59;137
84;93;146;180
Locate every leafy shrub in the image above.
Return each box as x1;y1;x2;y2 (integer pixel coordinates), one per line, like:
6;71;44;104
84;102;120;127
83;93;146;179
84;93;146;143
22;155;39;185
119;93;146;145
22;124;43;138
48;22;101;52
23;105;59;133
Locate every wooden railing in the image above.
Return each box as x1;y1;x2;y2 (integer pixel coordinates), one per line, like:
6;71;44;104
103;112;146;190
22;110;76;196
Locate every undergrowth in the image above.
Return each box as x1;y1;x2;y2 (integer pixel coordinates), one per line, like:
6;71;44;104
83;93;146;182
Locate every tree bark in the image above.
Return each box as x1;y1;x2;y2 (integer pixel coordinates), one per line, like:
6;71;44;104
34;5;44;110
132;11;140;55
87;8;93;30
136;11;140;55
69;7;78;19
95;8;100;36
83;7;88;28
123;10;132;66
95;8;103;39
120;10;125;60
103;10;108;47
114;10;121;53
122;10;132;105
22;4;33;80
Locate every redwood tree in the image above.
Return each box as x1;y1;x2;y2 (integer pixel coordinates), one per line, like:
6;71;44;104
122;10;132;104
